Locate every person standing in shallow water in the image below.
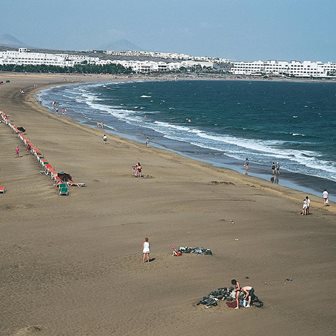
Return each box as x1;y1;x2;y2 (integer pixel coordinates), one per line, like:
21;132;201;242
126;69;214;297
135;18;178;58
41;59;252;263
271;162;276;175
243;158;249;174
143;237;150;263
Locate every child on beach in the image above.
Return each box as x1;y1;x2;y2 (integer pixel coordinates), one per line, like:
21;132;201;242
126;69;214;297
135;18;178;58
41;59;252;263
301;198;308;215
143;237;150;263
102;134;107;143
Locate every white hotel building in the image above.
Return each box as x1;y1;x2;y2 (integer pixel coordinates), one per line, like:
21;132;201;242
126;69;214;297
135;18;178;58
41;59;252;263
0;48;99;67
96;59;214;73
231;60;336;78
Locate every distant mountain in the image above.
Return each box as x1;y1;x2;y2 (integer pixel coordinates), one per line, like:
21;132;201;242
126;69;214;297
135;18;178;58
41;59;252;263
101;39;143;52
0;33;29;48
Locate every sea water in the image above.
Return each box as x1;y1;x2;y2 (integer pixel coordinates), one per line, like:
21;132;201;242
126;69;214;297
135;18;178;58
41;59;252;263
38;80;336;200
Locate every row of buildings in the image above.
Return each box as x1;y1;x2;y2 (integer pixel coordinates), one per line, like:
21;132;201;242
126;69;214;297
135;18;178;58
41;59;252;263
0;48;213;72
106;50;194;60
105;49;228;63
0;48;335;78
231;60;336;78
0;48;99;67
96;59;213;73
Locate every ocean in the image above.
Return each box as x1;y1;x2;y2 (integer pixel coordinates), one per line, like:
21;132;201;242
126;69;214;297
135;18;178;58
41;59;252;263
38;79;336;201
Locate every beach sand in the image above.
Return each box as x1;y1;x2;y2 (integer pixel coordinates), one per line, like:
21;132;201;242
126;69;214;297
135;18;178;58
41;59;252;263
0;73;335;336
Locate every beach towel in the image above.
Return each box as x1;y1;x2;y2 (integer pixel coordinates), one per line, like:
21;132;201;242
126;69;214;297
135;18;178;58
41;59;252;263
178;246;213;255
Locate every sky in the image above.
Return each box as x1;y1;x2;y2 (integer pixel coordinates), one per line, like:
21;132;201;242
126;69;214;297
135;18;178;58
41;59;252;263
1;0;335;62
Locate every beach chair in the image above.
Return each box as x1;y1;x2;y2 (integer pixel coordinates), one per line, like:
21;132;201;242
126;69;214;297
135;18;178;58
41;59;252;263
67;181;86;187
0;186;6;194
58;183;69;196
54;176;63;184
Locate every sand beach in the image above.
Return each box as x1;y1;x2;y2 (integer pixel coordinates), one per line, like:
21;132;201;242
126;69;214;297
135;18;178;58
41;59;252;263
0;73;335;336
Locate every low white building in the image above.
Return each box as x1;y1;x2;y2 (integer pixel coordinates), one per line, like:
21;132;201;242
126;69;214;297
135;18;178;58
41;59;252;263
181;60;214;69
0;49;99;67
230;60;336;78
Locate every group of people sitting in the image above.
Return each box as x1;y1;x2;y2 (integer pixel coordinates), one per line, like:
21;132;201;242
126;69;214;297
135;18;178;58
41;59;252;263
132;162;143;177
231;279;254;309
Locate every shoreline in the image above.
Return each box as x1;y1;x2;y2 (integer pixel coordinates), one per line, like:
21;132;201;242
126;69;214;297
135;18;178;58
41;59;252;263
1;73;335;336
34;78;332;207
15;72;336;212
37;77;336;203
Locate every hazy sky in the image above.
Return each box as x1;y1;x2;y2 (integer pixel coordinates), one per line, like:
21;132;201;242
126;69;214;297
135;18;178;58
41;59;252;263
1;0;335;61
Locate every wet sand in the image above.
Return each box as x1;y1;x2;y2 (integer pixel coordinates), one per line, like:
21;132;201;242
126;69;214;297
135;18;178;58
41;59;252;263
0;73;335;336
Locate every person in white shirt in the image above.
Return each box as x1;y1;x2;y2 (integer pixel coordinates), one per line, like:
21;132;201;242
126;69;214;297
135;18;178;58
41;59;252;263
302;198;308;215
305;196;311;215
322;189;329;205
143;237;150;263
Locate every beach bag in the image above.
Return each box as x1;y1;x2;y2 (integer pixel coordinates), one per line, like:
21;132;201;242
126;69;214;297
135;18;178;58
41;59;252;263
226;300;237;309
173;249;182;256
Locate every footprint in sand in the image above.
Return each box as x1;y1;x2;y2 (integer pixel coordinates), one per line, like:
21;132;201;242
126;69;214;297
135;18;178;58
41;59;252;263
13;326;42;336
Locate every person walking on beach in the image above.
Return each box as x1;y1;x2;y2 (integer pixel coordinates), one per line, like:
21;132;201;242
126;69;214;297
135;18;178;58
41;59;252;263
322;189;329;206
15;145;20;157
305;196;311;215
231;279;241;309
145;136;149;147
276;162;280;175
301;198;308;215
143;237;150;263
271;162;276;175
102;134;107;143
243;158;249;174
